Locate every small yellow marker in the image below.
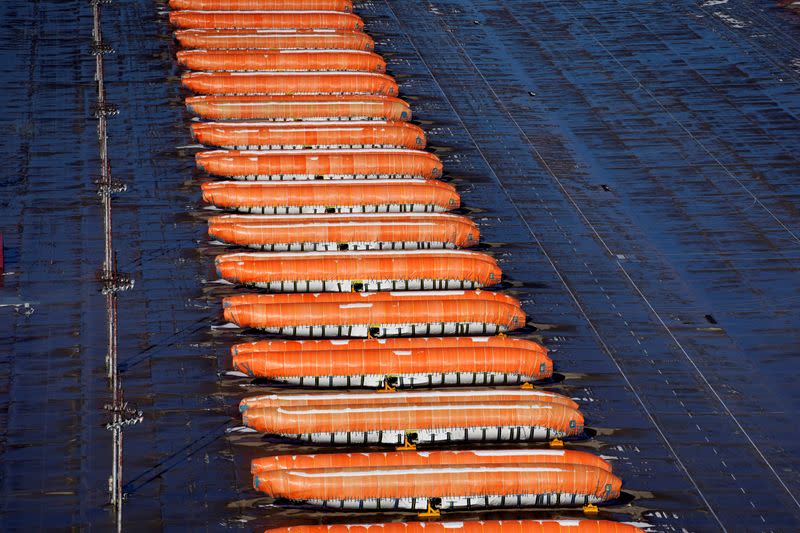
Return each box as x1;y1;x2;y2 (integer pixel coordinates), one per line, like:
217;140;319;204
350;280;364;292
520;382;534;390
418;501;441;518
583;503;599;515
367;325;378;339
379;378;397;393
549;438;564;448
396;433;417;451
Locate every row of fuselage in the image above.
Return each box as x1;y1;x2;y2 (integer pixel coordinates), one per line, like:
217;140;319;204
167;2;642;532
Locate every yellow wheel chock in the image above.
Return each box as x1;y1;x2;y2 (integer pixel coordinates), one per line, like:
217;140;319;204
583;503;599;515
418;501;441;518
379;378;397;393
350;280;365;292
396;432;417;451
367;325;379;339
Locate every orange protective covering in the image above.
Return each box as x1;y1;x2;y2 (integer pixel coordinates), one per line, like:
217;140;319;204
201;179;458;214
222;290;525;335
231;335;552;383
233;336;546;356
243;401;583;436
223;289;521;309
173;29;374;51
251;449;611;474
176;50;386;72
250;449;611;474
191;121;425;149
256;463;619;506
185;95;411;120
169;11;363;30
215;250;500;288
182;71;398;96
240;388;577;411
208;213;479;249
255;463;616;504
169;0;353;11
264;520;645;533
196;149;441;179
231;343;552;383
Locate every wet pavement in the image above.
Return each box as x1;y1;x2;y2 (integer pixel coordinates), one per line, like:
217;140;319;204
2;0;800;531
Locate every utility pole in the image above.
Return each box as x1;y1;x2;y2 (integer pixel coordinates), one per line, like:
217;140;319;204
90;1;138;530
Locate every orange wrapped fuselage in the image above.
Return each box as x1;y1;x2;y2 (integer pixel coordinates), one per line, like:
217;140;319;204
264;520;645;533
182;71;398;96
173;29;374;50
231;335;551;386
254;462;618;509
201;179;457;214
243;401;582;443
169;0;353;11
208;213;479;251
251;448;610;474
185;95;411;121
169;11;363;30
215;250;501;291
176;50;386;72
233;335;547;357
221;290;525;337
240;388;577;412
191;121;425;149
196;149;441;180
